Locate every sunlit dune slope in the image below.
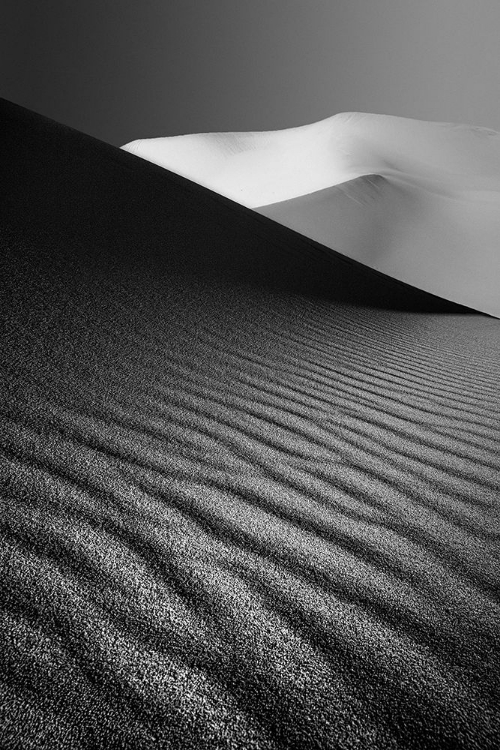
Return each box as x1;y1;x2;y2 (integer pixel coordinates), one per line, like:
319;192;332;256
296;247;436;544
1;99;500;750
123;112;500;317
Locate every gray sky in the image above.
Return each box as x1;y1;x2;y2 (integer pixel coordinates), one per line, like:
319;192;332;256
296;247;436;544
1;0;500;146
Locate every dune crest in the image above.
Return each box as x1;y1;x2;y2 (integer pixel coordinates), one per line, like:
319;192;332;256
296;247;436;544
123;113;500;317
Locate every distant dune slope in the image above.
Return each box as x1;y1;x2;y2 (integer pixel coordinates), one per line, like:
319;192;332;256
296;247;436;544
1;99;500;750
123;112;500;317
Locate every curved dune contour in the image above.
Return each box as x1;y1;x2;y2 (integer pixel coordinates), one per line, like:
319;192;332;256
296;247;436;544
123;112;500;317
2;99;500;750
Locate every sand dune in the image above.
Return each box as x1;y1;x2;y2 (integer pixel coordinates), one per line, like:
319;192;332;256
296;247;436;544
1;99;500;749
123;112;500;317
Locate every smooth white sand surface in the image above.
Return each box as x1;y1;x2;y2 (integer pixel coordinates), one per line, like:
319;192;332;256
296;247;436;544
123;113;500;317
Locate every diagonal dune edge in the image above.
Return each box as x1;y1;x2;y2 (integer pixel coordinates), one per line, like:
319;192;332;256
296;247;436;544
122;112;500;317
1;98;500;750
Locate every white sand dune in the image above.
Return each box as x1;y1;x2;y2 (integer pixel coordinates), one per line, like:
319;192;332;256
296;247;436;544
123;113;500;317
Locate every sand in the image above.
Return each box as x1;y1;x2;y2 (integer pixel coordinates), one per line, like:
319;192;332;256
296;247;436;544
1;99;500;749
122;112;500;317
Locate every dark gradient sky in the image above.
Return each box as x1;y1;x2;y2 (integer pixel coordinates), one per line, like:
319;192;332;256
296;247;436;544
2;1;500;146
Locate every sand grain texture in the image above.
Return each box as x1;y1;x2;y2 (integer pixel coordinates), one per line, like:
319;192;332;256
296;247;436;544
1;99;500;749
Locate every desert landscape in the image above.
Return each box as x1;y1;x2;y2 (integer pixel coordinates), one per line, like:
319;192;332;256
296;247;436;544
123;112;500;317
1;98;499;749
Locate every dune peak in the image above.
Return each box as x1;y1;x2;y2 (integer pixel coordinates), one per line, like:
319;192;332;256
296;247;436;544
122;113;500;316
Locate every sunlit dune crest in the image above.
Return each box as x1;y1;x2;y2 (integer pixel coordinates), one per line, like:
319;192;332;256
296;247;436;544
123;113;500;317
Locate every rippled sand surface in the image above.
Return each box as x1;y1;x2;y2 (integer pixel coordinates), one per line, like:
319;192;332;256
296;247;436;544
1;99;500;749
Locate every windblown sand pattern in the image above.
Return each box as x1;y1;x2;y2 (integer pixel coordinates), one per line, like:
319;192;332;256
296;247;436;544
1;99;499;749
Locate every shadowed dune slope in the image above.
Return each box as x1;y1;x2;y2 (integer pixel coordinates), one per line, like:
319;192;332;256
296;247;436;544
258;172;500;316
123;112;500;317
1;98;500;750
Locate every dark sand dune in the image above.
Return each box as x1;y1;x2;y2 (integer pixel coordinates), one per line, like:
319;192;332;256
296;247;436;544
1;98;500;749
257;173;500;316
